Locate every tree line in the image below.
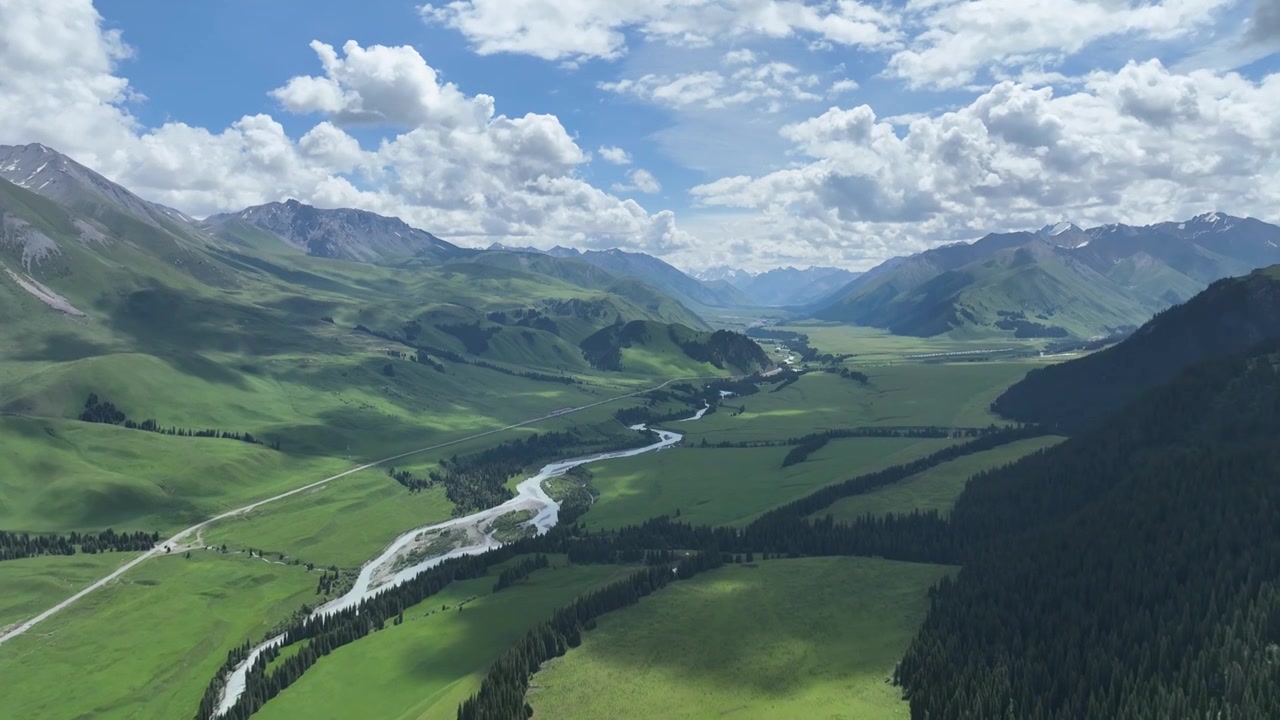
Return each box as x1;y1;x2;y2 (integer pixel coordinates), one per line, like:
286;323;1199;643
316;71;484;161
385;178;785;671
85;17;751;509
79;394;278;449
458;548;726;719
0;528;160;561
701;424;1002;451
428;430;655;514
385;466;433;493
493;554;550;592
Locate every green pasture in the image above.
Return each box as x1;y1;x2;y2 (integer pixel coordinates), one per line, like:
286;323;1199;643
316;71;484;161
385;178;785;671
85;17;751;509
529;557;954;720
581;437;957;529
254;558;635;720
817;435;1067;521
0;551;317;720
0;552;140;629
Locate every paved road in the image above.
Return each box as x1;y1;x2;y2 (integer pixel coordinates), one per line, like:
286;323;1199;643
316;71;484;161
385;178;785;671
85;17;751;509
0;377;700;646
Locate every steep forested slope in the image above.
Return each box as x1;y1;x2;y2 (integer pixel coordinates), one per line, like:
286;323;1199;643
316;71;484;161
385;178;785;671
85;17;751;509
896;338;1280;719
992;265;1280;430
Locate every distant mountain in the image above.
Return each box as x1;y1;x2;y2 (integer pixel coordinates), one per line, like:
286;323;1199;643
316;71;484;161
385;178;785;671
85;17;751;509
548;247;753;309
991;264;1280;430
205;199;464;263
696;265;755;285
812;214;1280;338
693;265;862;307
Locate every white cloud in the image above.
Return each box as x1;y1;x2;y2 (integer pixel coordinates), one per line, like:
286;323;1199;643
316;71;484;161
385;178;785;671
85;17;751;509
722;48;758;65
686;59;1280;269
888;0;1237;89
829;78;859;94
612;168;663;194
0;0;689;256
601;61;821;110
598;145;632;164
420;0;900;62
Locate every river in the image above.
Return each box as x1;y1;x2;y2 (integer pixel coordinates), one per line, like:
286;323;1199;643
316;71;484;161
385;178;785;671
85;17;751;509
215;417;698;715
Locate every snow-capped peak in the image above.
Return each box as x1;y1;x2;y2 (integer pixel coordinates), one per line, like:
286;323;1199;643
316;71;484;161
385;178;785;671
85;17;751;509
1038;221;1080;237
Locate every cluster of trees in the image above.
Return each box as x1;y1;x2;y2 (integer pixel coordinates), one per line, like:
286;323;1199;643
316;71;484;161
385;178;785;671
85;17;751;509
768;369;803;393
492;554;550;592
674;329;771;372
385;466;433;493
702;424;994;451
836;368;869;384
781;436;829;467
430;431;653;514
486;309;560;335
614;400;710;427
313;568;343;596
79;394;277;449
458;550;726;719
0;529;159;561
554;466;598;525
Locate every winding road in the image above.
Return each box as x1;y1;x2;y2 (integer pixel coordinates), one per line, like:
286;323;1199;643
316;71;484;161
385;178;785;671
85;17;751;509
0;377;702;647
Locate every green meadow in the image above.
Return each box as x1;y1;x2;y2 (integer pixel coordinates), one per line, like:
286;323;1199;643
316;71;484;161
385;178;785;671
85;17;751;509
0;551;317;720
254;557;635;720
580;436;958;529
0;552;139;629
680;364;1039;446
818;435;1067;520
529;557;954;720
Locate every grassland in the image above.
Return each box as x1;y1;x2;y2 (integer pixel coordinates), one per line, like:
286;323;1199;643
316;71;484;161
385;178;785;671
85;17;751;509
0;552;140;628
254;557;635;720
0;551;317;720
771;323;1042;360
679;365;1038;447
581;437;957;529
817;435;1067;521
529;557;954;720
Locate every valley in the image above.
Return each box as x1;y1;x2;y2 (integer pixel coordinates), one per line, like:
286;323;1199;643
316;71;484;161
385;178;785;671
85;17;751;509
4;140;1280;720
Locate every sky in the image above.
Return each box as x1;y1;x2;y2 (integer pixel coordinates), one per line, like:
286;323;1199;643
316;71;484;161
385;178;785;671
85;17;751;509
1;1;1279;272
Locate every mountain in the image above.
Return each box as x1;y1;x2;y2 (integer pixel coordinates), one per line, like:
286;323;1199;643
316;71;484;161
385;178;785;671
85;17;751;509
693;265;863;306
694;265;754;285
549;247;753;309
896;332;1280;719
740;266;862;306
205;199;464;262
991;264;1280;430
811;214;1280;338
0;143;197;233
579;320;771;375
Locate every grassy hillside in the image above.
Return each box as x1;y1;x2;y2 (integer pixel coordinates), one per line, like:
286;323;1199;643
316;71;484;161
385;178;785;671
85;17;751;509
580;320;770;375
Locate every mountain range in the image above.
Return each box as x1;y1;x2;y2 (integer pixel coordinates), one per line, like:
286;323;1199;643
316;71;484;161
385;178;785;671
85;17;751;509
697;265;863;307
0;142;773;427
809;213;1280;339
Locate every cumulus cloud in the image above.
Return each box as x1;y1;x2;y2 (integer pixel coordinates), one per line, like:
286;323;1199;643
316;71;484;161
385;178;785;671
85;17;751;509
0;0;689;256
598;145;632;164
829;78;859;94
689;59;1280;267
887;0;1236;89
420;0;900;62
601;61;821;110
612;168;663;194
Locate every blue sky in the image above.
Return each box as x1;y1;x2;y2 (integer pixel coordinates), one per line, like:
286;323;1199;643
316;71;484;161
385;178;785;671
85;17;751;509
4;1;1280;271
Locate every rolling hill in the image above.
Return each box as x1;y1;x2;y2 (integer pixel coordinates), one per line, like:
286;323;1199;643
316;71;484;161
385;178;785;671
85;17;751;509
991;264;1280;430
579;320;772;375
812;214;1280;338
0;144;766;459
